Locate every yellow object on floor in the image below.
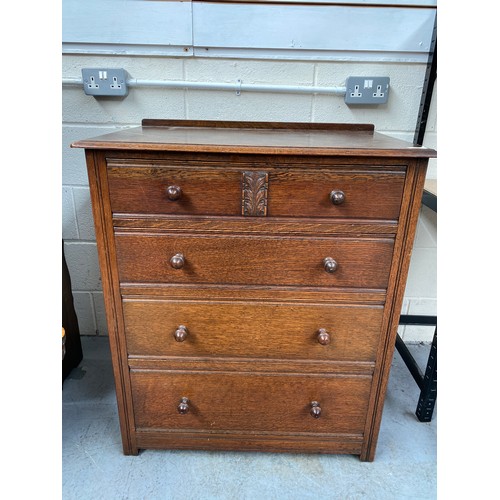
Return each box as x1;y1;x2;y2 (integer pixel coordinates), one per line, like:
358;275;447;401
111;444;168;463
62;327;66;360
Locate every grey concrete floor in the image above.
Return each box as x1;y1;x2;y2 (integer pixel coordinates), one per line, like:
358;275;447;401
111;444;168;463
62;337;436;500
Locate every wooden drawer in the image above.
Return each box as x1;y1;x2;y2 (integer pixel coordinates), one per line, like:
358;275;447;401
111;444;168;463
267;169;404;219
115;232;394;288
131;369;372;435
108;167;241;217
123;299;383;362
107;164;405;220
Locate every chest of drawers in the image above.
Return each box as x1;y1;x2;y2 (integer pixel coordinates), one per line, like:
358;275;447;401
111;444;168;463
73;119;436;461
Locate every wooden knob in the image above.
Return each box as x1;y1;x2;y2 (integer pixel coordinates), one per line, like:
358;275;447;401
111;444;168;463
170;253;185;269
310;401;322;418
323;257;338;273
166;185;182;201
173;325;188;342
317;328;331;345
330;190;345;205
177;397;189;414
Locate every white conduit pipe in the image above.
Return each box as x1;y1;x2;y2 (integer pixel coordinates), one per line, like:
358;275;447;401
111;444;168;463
62;77;346;96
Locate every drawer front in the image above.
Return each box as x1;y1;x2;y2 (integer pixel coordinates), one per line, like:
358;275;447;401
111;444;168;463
131;369;371;434
107;164;404;220
268;170;404;220
115;233;394;288
108;167;242;216
124;299;383;362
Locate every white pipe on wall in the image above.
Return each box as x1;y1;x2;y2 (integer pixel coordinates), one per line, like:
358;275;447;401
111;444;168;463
62;77;346;96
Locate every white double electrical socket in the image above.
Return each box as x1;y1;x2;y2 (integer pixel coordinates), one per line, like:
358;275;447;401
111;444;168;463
344;77;390;105
82;68;128;97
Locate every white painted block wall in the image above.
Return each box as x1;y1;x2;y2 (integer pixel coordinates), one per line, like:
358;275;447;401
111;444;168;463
62;54;437;341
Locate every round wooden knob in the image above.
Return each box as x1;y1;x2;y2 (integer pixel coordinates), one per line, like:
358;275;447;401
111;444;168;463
323;257;338;273
177;397;189;414
317;328;331;345
310;401;322;418
166;185;182;201
173;325;188;342
170;253;185;269
330;190;345;205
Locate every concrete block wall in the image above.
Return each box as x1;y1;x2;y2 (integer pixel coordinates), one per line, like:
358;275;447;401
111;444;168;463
62;54;437;341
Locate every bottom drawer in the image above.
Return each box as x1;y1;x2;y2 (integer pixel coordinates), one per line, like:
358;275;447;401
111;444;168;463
131;369;372;436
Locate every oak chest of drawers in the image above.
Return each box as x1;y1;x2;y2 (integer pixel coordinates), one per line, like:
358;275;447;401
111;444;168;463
73;119;436;461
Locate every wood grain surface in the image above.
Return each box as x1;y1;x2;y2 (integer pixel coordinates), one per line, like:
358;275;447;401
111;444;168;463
130;369;372;434
107;162;405;220
134;429;364;455
123;299;384;361
114;232;395;288
78;120;433;460
113;216;398;236
72;120;437;158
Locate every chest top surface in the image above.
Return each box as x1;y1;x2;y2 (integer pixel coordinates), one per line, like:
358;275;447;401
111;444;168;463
72;119;437;158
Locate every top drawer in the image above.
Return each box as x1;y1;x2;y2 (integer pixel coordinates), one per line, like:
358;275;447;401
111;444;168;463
107;161;405;220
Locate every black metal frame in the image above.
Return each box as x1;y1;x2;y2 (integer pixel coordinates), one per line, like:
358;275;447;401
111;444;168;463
422;188;437;213
395;164;437;422
413;18;437;148
396;315;437;422
395;178;437;422
396;22;438;420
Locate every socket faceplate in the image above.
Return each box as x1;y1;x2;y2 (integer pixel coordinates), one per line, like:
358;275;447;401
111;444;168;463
344;77;390;104
82;68;128;96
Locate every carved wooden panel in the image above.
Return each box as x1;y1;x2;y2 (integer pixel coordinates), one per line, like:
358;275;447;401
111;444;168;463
241;171;268;216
